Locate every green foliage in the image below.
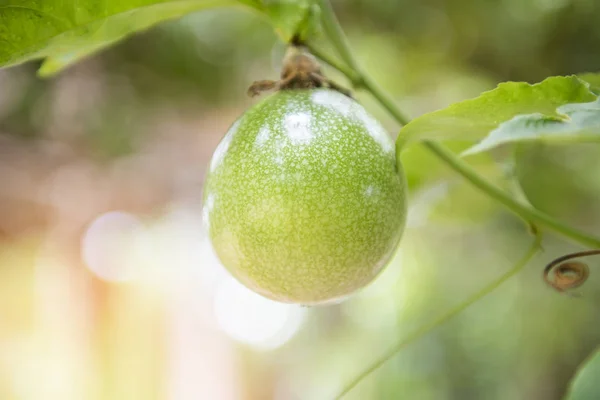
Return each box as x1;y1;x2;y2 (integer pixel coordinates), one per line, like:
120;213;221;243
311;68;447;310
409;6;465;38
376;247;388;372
0;0;238;76
396;76;598;153
515;142;600;233
0;0;318;76
565;348;600;400
580;73;600;94
464;98;600;156
262;0;319;43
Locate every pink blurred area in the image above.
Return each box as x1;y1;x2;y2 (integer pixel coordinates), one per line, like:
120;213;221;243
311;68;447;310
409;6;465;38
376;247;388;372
0;62;308;400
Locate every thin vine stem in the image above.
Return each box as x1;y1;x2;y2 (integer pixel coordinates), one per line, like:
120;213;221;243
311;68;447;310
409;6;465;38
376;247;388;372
334;233;543;399
422;142;600;248
302;45;359;84
315;0;363;81
309;0;600;249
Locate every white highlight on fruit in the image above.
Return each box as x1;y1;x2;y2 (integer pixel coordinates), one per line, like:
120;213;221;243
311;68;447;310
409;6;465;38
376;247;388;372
311;89;353;117
213;276;306;350
210;120;240;172
255;125;270;148
202;194;215;228
284;112;313;144
355;107;394;153
311;89;394;153
364;185;382;198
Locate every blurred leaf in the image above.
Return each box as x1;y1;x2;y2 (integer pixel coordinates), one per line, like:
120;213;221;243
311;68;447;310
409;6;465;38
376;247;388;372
579;73;600;94
396;76;597;151
0;74;51;137
262;0;318;42
462;98;600;156
429;175;502;224
515;142;600;233
400;140;497;190
565;348;600;400
0;0;245;76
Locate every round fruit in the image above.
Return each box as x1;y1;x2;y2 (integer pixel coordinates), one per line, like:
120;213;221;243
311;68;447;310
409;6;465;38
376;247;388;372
515;142;600;233
203;88;407;305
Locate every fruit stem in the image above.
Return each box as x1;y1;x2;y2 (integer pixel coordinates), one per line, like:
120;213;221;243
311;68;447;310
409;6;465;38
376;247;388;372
309;0;600;249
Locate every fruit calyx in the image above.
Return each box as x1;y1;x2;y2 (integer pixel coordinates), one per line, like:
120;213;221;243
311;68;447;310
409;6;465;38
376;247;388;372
247;45;351;98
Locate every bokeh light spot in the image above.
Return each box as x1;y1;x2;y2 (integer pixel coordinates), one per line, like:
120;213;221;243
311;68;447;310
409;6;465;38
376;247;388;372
213;277;306;350
81;211;143;282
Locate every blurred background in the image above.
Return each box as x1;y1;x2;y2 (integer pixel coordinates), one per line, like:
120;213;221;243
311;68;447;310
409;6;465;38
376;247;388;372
1;0;600;399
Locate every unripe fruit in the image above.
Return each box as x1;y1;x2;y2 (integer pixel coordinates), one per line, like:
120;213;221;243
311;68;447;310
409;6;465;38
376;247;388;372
203;88;406;304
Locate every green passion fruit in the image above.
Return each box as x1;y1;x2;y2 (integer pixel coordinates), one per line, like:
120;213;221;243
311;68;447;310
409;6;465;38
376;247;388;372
203;88;407;304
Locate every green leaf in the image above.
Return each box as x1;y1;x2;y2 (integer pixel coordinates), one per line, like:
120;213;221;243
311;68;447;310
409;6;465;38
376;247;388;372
396;76;597;152
564;348;600;400
0;0;244;76
262;0;319;42
515;142;600;233
462;98;600;156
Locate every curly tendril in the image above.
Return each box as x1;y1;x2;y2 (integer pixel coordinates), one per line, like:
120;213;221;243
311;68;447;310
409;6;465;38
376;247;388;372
544;250;600;292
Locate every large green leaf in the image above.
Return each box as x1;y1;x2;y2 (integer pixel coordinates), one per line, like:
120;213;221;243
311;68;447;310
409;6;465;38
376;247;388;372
0;0;317;77
463;98;600;156
564;348;600;400
396;76;598;153
0;0;255;76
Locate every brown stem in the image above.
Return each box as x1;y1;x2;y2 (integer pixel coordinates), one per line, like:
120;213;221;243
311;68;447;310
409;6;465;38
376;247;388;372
247;45;351;97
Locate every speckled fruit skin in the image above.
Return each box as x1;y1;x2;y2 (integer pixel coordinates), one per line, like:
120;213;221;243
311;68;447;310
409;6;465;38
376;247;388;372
203;88;407;305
